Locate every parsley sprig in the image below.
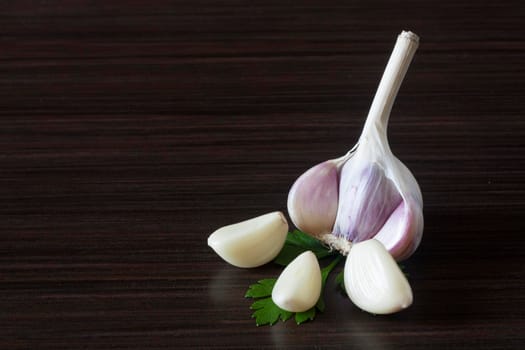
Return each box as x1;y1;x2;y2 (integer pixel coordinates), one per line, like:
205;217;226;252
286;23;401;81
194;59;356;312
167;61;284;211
273;230;337;266
245;230;343;326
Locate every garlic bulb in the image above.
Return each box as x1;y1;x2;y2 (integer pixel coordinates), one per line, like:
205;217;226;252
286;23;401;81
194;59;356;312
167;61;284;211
207;211;288;268
287;31;423;261
271;251;322;312
344;239;413;314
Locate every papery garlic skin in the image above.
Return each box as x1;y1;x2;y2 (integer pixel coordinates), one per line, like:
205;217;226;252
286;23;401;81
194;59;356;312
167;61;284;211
332;129;424;260
287;158;343;237
272;251;322;312
373;194;423;261
344;239;413;314
333;161;402;243
287;31;423;261
207;211;288;268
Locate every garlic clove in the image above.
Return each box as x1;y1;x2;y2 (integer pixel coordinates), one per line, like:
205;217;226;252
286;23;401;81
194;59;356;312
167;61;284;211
373;196;423;261
333;162;403;243
287;159;342;237
344;239;413;314
207;211;288;268
272;250;322;312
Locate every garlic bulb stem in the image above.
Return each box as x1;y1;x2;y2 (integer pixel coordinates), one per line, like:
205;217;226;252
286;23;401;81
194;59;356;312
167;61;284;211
362;31;419;139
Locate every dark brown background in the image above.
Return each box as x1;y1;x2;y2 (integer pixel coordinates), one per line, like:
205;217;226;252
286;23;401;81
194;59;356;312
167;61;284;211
1;1;524;349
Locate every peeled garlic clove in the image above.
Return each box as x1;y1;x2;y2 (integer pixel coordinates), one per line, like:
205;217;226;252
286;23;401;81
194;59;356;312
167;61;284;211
344;239;413;314
287;31;423;261
207;211;288;268
272;250;322;312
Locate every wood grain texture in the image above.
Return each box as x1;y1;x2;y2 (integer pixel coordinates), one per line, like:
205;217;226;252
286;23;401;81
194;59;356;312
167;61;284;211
1;1;524;349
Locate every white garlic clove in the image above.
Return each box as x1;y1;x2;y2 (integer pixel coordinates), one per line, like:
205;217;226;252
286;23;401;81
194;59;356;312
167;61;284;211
272;250;322;312
344;239;413;314
207;211;288;268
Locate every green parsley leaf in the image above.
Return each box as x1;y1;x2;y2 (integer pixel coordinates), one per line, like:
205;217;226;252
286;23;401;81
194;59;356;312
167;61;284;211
279;309;294;322
335;270;346;294
295;308;316;324
245;279;276;298
321;256;341;286
273;244;305;266
315;295;326;312
274;230;336;266
250;298;290;326
246;279;293;326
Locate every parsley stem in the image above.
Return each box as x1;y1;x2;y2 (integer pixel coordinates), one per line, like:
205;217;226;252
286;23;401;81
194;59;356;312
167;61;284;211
324;255;343;274
321;255;343;287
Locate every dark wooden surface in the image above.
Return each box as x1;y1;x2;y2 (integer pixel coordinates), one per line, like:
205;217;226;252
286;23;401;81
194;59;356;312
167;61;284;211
1;1;524;349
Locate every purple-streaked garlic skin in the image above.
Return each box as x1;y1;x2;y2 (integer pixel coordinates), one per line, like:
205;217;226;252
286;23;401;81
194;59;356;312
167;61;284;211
331;149;424;261
332;162;402;243
376;155;423;261
287;155;424;261
287;160;340;237
374;195;423;261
